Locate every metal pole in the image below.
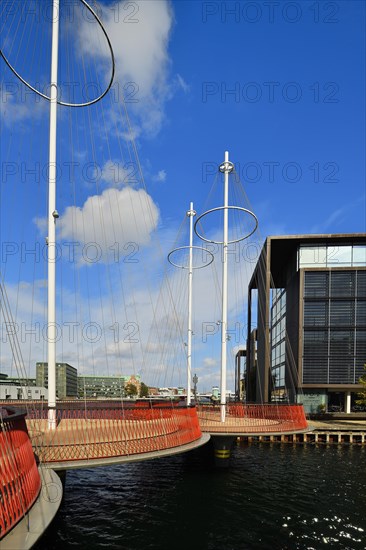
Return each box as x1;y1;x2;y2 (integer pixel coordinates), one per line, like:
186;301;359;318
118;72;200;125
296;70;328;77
220;151;233;423
186;202;196;406
47;0;60;430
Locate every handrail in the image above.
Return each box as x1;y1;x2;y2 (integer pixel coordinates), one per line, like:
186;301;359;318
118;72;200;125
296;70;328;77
0;407;42;539
0;406;27;425
197;402;308;434
0;401;204;465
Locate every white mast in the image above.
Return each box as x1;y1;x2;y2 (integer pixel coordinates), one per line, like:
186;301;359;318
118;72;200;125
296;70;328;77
186;202;196;406
0;0;115;428
168;206;213;407
47;0;60;430
194;151;257;422
219;151;233;422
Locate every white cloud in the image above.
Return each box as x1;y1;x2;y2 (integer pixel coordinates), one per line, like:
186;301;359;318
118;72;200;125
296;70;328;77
58;187;159;262
152;169;167;183
175;73;190;94
95;159;139;187
203;357;218;367
33;216;48;235
0;84;47;128
0;1;180;138
77;0;174;137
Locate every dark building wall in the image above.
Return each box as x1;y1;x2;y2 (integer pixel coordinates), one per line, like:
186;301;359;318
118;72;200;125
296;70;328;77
248;234;366;408
248;239;271;403
284;268;300;401
301;268;366;387
36;362;77;398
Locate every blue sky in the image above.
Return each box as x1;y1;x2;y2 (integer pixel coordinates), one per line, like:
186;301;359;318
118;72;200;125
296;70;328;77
0;0;365;392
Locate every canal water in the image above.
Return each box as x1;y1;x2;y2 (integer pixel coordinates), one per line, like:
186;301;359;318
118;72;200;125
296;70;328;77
34;442;366;550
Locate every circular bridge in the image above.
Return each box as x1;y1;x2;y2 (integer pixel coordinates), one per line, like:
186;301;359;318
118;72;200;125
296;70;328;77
23;400;209;470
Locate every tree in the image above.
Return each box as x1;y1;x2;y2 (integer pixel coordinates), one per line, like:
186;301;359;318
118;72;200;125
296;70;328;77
125;383;138;398
356;364;366;406
139;382;149;398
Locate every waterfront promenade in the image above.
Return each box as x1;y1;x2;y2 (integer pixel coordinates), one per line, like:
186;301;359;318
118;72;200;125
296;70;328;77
238;416;366;445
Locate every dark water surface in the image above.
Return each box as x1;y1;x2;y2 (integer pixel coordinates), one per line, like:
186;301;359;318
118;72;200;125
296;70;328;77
34;443;366;550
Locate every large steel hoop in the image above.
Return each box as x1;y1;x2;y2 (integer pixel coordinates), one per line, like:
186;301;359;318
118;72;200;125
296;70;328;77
194;206;258;245
167;246;215;270
0;0;115;107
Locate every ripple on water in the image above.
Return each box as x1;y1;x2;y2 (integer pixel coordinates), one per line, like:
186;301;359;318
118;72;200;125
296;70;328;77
34;445;366;550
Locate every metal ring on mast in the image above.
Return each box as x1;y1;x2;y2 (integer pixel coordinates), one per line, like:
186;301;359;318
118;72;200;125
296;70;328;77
0;0;115;107
194;206;258;245
167;246;214;270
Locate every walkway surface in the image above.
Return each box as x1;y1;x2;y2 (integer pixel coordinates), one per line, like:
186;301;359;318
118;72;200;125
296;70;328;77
13;401;206;468
309;418;366;431
26;415;208;469
197;403;308;436
1;401;310;468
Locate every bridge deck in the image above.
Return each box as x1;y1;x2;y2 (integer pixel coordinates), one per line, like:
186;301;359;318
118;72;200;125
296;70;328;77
27;413;204;466
198;403;309;436
0;401;308;469
11;401;205;468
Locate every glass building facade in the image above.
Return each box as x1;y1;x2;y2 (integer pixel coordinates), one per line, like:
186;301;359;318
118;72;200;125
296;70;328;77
299;243;366;388
298;244;366;269
77;374;141;398
270;288;286;397
302;270;366;385
248;235;366;411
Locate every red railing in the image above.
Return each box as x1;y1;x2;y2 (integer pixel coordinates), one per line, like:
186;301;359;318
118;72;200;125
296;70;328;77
4;400;203;464
0;407;41;540
198;403;308;434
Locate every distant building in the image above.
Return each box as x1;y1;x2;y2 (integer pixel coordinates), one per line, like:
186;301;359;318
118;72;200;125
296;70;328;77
158;387;185;397
247;234;366;413
3;376;37;387
235;348;247;400
0;373;47;400
36;362;78;398
78;374;141;398
211;386;219;399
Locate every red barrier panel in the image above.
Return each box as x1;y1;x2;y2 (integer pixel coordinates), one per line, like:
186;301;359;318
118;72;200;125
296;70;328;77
198;403;308;434
6;401;203;465
0;407;41;540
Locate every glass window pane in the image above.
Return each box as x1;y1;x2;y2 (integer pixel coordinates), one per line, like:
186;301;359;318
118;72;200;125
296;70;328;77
304;271;329;297
330;271;355;297
329;301;354;326
327;245;352;266
356;300;366;325
299;246;327;267
280;341;285;357
353;246;366;266
357;271;366;297
304;300;328;326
